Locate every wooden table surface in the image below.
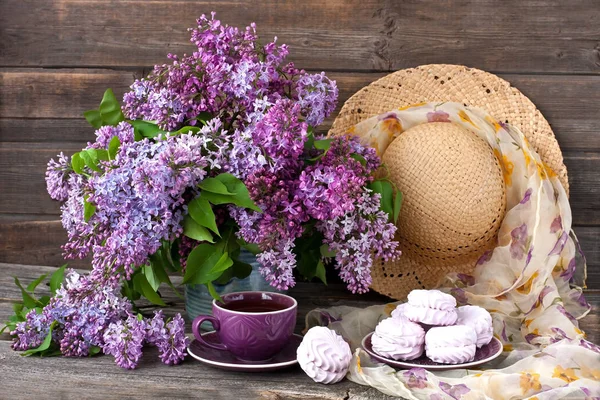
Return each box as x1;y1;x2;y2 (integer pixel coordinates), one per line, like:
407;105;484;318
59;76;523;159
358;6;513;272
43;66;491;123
1;263;598;399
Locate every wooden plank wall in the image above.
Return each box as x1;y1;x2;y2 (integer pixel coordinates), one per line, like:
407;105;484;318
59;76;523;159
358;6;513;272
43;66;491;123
1;0;599;286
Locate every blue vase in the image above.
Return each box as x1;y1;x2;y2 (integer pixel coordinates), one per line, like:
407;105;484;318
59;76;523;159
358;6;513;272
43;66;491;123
185;249;280;323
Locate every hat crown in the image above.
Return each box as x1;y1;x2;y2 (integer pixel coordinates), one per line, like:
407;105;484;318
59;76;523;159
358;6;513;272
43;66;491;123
382;122;506;261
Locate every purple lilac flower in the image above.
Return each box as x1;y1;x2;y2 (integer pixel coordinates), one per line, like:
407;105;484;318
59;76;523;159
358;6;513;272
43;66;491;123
295;72;338;127
45;152;72;201
156;314;188;365
11;269;132;358
510;224;528;260
252;99;308;175
122;13;301;132
256;240;297;290
10;310;51;351
145;310;168;345
91;122;134;149
317;190;400;293
102;314;147;369
84;133;210;283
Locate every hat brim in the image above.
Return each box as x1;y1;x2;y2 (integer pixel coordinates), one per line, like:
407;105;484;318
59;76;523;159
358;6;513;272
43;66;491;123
329;64;568;193
328;64;568;300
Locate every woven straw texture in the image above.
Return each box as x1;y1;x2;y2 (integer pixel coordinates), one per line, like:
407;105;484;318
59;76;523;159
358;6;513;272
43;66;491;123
328;65;568;300
329;64;568;193
376;122;506;299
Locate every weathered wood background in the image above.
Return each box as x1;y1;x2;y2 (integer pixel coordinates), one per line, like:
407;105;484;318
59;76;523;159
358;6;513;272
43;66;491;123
0;0;599;289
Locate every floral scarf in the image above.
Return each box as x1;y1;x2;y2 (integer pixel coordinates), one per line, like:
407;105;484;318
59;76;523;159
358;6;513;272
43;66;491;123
306;103;597;399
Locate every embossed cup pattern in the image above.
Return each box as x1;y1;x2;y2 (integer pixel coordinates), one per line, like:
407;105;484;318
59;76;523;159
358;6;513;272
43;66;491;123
192;292;297;362
214;307;296;361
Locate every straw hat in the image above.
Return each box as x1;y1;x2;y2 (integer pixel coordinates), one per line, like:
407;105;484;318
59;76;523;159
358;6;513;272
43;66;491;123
328;64;568;300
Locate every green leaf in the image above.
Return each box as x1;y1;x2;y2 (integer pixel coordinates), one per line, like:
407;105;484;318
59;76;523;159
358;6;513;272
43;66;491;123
132;273;166;306
304;129;315;152
71;153;85;174
315;261;327;285
83;197;97;222
183;243;224;285
214;268;234;285
368;180;394;220
38;296;51;307
206;281;223;302
196;111;213;125
183;215;214;243
380;180;394;219
99;89;125;126
108;136;120;160
89;346;102;356
188;196;219;235
172;126;201;135
393;190;403;224
80;150;102;173
231;259;252;280
26;274;47;293
351;153;367;166
121;279;141;302
238;240;260;255
12;302;24;315
49;265;66;295
14;277;38;309
210;252;234;278
130;120;162;139
213;173;261;212
320;244;336;258
314;139;333;150
142;264;160;292
198;177;234;195
83;110;103;129
95;149;110;162
21;321;56;356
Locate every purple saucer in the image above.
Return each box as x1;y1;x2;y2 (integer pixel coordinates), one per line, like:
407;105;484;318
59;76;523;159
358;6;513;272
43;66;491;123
362;332;503;371
187;331;302;372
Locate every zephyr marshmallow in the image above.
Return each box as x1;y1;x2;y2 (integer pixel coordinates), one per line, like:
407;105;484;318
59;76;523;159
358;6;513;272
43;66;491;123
372;316;425;361
456;305;494;347
297;326;352;384
425;325;477;364
403;289;458;326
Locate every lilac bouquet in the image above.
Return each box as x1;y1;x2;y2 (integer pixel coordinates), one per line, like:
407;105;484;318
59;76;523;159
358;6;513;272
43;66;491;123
6;13;401;368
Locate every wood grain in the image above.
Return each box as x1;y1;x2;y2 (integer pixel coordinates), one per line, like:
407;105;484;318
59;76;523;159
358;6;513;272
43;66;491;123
0;340;388;400
1;219;599;289
2;70;599;151
0;263;597;400
1;0;599;73
10;143;600;220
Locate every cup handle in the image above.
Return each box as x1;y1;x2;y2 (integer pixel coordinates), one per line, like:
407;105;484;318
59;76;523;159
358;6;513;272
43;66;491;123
191;315;228;351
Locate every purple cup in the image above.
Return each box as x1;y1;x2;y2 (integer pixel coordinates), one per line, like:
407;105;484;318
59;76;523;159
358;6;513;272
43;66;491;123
192;291;297;361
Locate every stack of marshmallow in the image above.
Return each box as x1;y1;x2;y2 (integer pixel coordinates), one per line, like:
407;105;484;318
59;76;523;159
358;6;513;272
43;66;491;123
371;289;493;364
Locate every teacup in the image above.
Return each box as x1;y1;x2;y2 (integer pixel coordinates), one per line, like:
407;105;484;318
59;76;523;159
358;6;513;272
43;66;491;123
191;291;297;361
